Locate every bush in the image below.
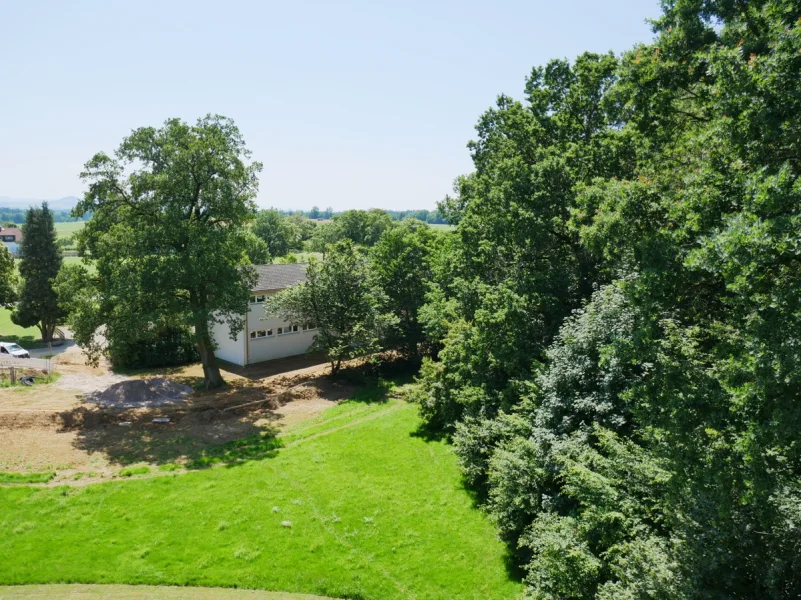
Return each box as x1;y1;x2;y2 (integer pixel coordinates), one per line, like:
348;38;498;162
108;326;199;369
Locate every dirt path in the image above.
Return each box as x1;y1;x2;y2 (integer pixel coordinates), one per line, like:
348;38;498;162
0;584;335;600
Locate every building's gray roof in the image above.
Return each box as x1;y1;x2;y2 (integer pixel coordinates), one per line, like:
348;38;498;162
249;263;308;292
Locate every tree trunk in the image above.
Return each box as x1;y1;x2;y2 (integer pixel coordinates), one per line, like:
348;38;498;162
195;316;224;389
38;320;56;343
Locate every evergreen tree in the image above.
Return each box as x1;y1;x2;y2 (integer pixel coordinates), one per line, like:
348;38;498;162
12;202;63;342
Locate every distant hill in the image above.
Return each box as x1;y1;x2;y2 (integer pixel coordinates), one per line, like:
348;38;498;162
0;196;81;211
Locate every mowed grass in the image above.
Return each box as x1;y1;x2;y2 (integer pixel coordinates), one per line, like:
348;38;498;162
0;307;45;348
0;395;522;600
54;221;86;238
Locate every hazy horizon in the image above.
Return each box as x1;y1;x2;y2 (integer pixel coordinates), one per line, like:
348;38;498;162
1;0;660;211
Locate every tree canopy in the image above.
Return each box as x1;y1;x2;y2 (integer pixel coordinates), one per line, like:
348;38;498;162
414;1;801;597
72;115;261;388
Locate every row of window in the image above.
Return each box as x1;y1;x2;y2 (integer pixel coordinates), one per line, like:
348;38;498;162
250;295;267;304
250;324;317;340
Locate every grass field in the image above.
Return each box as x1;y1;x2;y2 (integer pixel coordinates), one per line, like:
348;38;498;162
0;308;46;348
0;392;522;600
428;223;455;231
54;221;86;238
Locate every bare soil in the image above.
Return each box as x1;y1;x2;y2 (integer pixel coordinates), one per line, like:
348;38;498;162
0;348;357;484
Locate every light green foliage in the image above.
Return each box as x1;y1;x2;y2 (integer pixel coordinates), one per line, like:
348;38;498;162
12;203;63;342
268;240;396;374
307;209;394;251
252;209;299;258
71;115;261;388
0;397;522;600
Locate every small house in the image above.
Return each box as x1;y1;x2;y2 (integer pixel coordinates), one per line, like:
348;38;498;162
0;227;23;255
210;263;317;366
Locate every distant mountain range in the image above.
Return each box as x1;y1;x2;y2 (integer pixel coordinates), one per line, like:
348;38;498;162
0;196;81;210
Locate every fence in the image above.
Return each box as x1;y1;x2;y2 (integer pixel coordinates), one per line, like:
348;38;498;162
0;357;55;375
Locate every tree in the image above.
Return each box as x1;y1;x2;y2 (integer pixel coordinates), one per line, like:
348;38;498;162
369;220;441;356
252;209;297;257
0;246;17;306
74;115;261;389
268;240;395;375
12;202;63;341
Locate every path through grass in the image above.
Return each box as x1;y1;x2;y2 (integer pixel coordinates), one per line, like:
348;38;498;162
0;394;522;600
0;584;331;599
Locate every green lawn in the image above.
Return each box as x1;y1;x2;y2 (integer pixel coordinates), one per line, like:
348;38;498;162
54;221;86;238
0;392;522;600
0;308;46;348
428;223;455;231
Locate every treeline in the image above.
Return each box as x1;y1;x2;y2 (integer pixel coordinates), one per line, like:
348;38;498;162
250;208;446;260
277;207;447;224
0;206;89;225
381;1;801;598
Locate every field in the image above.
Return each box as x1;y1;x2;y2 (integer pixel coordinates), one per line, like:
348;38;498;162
54;221;86;238
427;223;454;231
0;307;46;348
0;377;522;600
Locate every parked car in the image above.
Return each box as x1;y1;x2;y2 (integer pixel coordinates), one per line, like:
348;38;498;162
0;342;31;358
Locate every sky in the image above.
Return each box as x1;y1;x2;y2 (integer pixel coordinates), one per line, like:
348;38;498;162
0;0;661;211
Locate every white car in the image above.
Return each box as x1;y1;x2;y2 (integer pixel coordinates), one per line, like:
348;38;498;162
0;342;31;359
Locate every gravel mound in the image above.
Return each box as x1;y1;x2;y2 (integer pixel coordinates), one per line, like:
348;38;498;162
85;377;194;409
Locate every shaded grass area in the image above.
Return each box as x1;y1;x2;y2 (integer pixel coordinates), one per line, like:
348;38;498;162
0;471;56;484
0;392;522;600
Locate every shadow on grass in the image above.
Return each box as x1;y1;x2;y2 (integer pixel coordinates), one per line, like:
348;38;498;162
0;333;51;349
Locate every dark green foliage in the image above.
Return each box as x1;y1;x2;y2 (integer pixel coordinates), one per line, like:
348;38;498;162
12;203;63;341
369;220;442;356
0;247;17;306
107;325;199;369
73;115;261;389
416;2;801;597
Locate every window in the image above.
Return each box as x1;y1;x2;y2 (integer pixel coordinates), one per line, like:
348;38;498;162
303;323;316;331
266;328;274;337
291;324;299;333
276;327;285;335
250;330;268;339
249;294;266;304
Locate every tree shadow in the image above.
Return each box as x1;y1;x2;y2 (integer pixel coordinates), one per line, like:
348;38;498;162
57;370;358;469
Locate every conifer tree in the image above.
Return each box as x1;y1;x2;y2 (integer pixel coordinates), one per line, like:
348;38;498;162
12;202;63;342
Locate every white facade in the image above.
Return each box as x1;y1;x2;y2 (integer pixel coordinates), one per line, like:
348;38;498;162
210;289;317;367
2;241;19;254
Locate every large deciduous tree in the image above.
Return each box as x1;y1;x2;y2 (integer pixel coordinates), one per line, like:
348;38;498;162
0;246;17;306
12;202;63;341
74;115;260;388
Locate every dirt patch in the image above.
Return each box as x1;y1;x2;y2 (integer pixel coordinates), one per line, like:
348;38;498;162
55;372;130;394
85;378;194;409
0;359;358;482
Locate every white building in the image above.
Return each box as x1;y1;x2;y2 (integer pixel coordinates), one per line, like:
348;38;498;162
211;263;317;367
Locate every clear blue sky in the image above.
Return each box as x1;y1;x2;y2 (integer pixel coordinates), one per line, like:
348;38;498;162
0;0;661;211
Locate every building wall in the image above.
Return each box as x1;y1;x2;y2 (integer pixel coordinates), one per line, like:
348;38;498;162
210;318;246;366
245;290;316;364
3;241;19;254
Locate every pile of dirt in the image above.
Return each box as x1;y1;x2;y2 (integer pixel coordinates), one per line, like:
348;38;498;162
85;378;194;409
